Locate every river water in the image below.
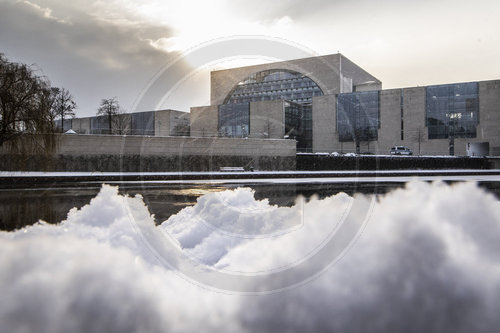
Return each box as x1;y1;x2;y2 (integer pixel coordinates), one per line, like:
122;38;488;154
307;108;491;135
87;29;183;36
1;179;499;231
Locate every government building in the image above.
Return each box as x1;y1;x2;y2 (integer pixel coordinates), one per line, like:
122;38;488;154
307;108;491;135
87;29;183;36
63;53;500;157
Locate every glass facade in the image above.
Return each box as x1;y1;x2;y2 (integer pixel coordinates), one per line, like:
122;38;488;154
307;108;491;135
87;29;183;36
284;102;312;152
425;82;479;139
220;69;321;151
337;91;380;143
131;111;155;136
224;70;324;105
218;103;249;137
87;112;154;135
90;116;110;134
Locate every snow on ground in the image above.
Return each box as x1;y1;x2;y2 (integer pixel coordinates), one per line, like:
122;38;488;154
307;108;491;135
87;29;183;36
107;175;500;185
2;169;500;178
1;181;500;332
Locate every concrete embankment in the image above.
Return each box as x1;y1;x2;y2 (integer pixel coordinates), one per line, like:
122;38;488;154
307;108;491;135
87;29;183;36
0;134;296;172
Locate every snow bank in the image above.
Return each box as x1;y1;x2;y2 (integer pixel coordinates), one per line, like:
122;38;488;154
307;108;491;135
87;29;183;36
1;181;500;332
163;187;352;270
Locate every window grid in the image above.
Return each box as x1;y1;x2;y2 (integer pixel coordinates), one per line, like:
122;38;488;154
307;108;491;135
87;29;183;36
224;70;324;105
284;102;312;152
218;103;250;138
337;91;380;143
220;70;322;148
425;82;478;139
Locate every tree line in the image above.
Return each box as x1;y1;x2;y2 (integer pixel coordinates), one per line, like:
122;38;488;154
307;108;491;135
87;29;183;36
0;54;129;147
0;53;79;148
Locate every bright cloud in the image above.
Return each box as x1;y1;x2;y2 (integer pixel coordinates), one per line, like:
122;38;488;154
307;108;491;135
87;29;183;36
3;0;500;116
82;0;297;52
21;0;70;24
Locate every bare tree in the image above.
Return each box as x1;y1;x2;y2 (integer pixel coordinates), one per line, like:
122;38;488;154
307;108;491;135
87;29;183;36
52;87;76;133
40;87;58;125
112;108;131;135
97;97;120;134
0;53;55;148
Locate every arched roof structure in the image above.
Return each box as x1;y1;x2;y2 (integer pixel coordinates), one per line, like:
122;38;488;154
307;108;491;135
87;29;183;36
222;69;324;105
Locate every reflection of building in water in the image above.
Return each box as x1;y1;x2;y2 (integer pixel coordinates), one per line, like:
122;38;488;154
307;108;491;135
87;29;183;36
65;53;500;156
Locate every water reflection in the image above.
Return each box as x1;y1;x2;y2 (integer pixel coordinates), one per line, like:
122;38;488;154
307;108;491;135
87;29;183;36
1;181;499;231
0;187;100;231
0;184;228;231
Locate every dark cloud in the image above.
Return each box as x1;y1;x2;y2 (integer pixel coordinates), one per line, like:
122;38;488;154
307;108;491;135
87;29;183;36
0;0;188;116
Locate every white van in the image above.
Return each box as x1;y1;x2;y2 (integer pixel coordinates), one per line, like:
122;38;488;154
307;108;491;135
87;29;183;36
390;146;413;155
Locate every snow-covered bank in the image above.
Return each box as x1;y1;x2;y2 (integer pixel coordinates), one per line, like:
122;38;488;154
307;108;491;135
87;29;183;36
2;169;500;177
2;169;500;186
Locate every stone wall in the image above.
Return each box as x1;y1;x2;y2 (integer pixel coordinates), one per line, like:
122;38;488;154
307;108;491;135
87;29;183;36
210;54;380;106
478;80;500;155
0;134;296;172
154;109;190;136
312;94;336;152
249;100;284;139
1;154;295;172
190;105;219;137
71;117;92;134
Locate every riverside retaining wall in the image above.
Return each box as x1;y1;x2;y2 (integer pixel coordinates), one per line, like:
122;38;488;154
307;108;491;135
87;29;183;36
0;134;296;172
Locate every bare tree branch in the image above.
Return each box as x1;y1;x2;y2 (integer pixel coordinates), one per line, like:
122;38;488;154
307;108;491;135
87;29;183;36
97;97;120;134
0;53;56;148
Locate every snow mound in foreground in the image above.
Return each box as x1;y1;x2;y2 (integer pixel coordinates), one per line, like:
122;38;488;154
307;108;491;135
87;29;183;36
1;181;500;332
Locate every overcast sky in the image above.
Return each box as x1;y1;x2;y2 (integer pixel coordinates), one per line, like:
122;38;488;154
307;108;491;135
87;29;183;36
1;0;500;117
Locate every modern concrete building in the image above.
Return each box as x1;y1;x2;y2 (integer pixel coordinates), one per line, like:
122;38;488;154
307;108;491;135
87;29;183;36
58;109;190;137
63;53;500;157
49;109;294;171
190;54;381;152
190;53;500;156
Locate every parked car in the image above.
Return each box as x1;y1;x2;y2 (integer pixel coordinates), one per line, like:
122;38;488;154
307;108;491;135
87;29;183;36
390;146;413;155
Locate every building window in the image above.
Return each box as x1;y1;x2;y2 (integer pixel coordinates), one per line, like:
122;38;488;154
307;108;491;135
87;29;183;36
425;82;479;139
218;103;249;137
90;116;110;134
284;102;312;152
221;69;321;148
131;111;155;136
223;69;324;105
337;91;380;143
